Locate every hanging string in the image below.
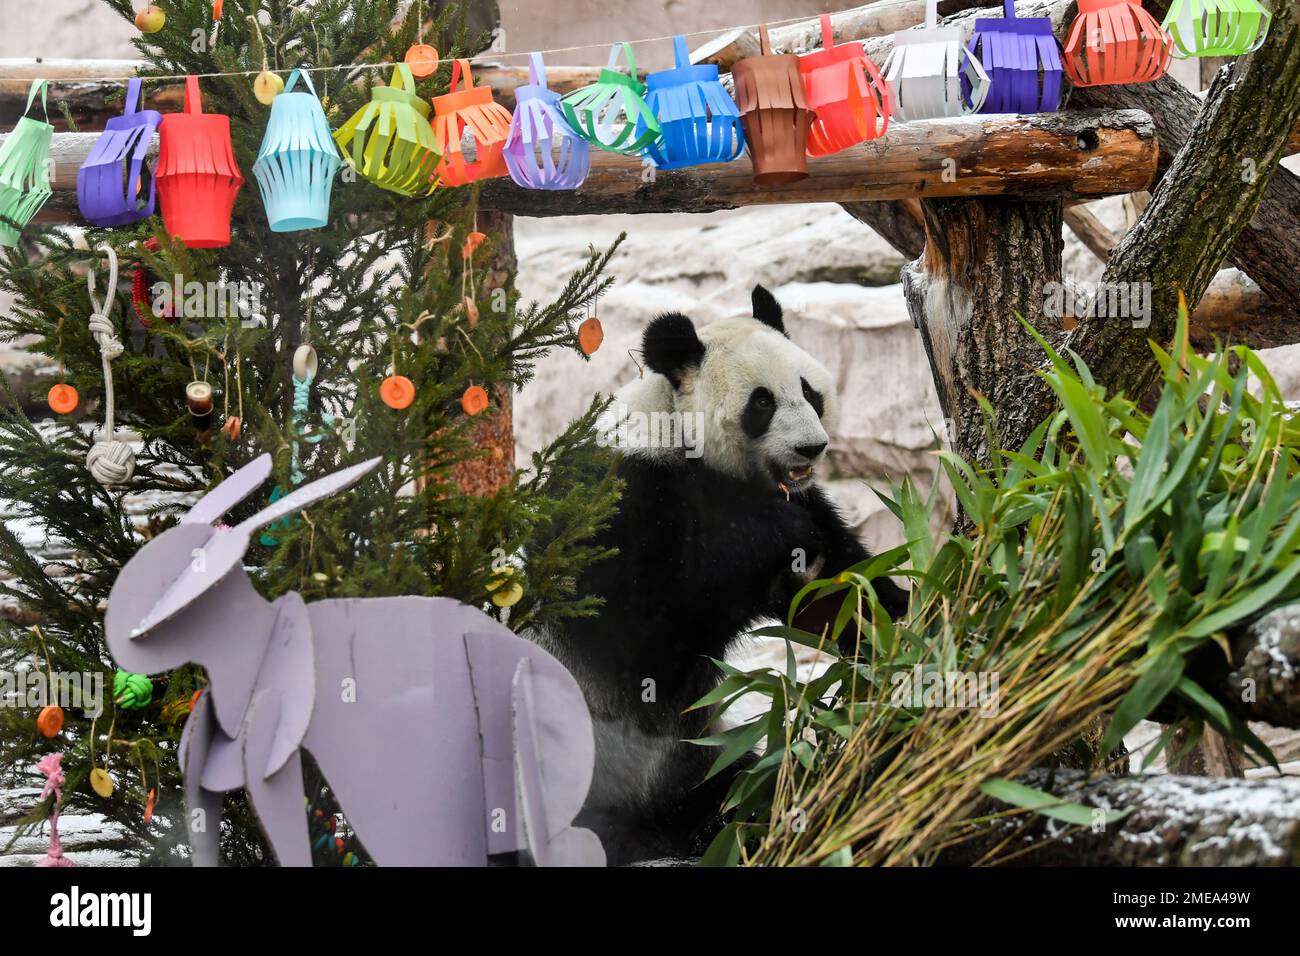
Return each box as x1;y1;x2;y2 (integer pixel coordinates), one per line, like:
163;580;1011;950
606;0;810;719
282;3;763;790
16;10;825;83
85;245;140;486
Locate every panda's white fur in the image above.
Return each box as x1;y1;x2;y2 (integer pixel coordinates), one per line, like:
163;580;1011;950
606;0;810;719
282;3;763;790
610;315;838;491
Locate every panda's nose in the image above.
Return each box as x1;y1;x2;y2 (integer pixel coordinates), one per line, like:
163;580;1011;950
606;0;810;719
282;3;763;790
796;442;827;461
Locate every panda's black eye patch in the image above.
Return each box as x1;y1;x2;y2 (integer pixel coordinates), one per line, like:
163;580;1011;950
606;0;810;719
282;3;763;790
801;378;824;417
742;387;776;438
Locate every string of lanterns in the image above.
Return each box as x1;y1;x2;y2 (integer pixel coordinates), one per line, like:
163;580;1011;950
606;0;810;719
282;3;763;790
0;3;1275;252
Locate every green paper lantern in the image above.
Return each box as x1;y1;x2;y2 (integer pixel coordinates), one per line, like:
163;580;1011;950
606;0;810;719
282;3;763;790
333;64;441;197
0;79;53;248
1163;0;1271;58
560;43;661;156
113;668;153;710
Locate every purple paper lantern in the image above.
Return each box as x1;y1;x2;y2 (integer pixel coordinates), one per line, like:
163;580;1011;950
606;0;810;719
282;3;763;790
505;53;591;190
964;0;1063;114
77;78;162;226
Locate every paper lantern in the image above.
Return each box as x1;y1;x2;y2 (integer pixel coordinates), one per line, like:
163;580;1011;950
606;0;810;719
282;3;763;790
885;0;990;122
965;1;1064;114
431;58;512;187
1064;0;1173;87
798;14;891;158
560;43;661;156
732;25;815;185
504;53;591;190
0;79;53;249
253;68;341;232
640;35;744;170
1163;0;1271;58
156;76;245;248
77;78;161;227
334;64;440;197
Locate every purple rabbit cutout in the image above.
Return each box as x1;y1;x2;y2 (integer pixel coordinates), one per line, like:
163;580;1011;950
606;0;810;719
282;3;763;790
104;454;604;867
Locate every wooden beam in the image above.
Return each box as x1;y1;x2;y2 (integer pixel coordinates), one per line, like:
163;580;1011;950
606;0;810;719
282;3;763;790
16;109;1155;224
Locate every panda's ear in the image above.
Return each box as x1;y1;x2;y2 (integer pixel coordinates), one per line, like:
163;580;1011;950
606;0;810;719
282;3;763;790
642;312;705;389
752;284;786;336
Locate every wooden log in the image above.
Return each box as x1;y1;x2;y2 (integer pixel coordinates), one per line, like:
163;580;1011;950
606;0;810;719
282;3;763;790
945;769;1300;866
12;109;1158;223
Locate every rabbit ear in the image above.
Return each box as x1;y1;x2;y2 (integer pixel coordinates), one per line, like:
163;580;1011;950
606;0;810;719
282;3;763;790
184;454;274;527
235;457;383;534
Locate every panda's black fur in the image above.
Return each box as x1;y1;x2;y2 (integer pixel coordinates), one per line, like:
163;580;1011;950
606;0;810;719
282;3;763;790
536;286;908;864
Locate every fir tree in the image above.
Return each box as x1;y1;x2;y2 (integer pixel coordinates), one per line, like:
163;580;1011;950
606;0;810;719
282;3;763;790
0;0;621;864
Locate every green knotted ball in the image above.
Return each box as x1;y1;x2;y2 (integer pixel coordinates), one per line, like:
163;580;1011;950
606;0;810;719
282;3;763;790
113;669;153;710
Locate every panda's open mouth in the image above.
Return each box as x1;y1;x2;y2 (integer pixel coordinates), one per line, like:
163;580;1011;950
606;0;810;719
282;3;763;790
773;462;816;498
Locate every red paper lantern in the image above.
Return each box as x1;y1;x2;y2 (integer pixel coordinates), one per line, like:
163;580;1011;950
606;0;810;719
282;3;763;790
157;76;245;248
799;14;890;158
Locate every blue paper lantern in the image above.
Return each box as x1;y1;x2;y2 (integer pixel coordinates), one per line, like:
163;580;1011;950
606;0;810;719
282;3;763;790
253;69;341;232
77;78;161;227
639;35;744;170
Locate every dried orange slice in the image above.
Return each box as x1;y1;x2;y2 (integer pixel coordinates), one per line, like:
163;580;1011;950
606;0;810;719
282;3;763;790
461;385;488;416
578;317;604;356
381;374;416;410
37;705;64;738
405;44;440;78
47;384;78;414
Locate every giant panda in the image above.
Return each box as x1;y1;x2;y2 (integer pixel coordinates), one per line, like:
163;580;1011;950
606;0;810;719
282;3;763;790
535;285;909;864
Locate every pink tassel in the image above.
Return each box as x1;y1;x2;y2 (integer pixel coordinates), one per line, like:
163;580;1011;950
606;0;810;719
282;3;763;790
35;752;75;867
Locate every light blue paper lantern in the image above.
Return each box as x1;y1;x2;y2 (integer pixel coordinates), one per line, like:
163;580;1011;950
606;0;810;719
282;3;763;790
253;69;341;232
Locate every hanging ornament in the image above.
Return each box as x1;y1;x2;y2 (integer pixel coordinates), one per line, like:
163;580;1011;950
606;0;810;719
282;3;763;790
463;230;487;259
560;43;661;156
405;0;440;77
578;317;603;356
218;325;244;442
144;787;156;824
90;767;114;798
505;52;592;191
487;567;523;608
157;76;245;248
885;0;990;121
461;384;489;416
965;0;1063;115
134;4;165;34
221;416;242;441
47;384;78;415
132;237;176;326
1162;0;1271;58
334;63;440;197
37;705;64;738
733;24;815;185
77;78;161;227
254;71;285;106
431;58;513;187
381;374;416;409
1064;0;1173;87
186;381;214;425
34;753;74;867
254;68;342;232
85;246;140;486
798;15;890;159
0;79;53;249
113;668;153;709
640;36;744;170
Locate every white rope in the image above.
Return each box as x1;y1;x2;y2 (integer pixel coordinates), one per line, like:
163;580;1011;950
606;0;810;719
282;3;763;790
85;245;138;486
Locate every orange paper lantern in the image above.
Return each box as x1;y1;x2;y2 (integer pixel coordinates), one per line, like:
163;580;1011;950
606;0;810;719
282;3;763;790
1064;0;1173;88
157;76;245;248
431;59;512;187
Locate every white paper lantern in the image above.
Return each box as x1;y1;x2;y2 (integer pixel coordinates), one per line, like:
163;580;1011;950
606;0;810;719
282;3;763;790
884;0;990;122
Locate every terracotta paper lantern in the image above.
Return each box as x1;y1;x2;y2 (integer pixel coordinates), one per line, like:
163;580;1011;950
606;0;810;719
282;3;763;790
885;0;990;121
1064;0;1173;87
640;35;744;170
965;0;1064;114
560;43;661;156
504;53;591;190
156;76;245;248
1163;0;1271;58
798;14;891;157
334;64;440;197
0;79;53;248
253;68;341;232
431;58;512;187
77;78;161;227
733;25;815;186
